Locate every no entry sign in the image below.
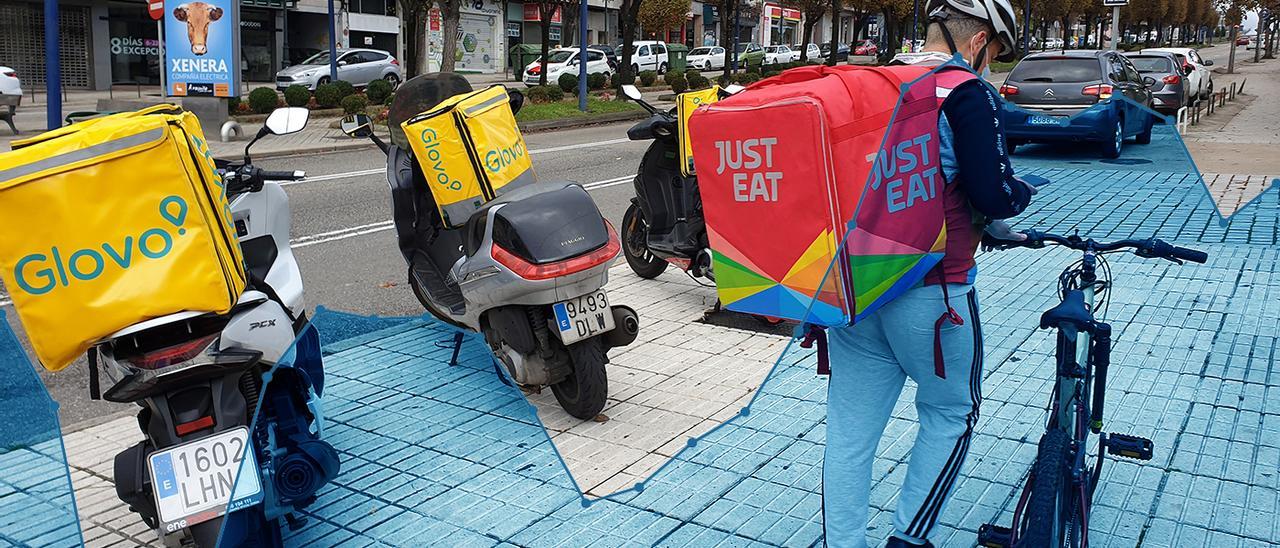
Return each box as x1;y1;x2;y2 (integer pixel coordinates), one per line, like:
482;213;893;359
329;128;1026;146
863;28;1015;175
148;0;164;20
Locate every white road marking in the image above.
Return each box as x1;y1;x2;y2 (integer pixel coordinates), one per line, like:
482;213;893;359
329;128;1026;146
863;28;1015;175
280;137;635;187
289;174;634;249
0;297;9;307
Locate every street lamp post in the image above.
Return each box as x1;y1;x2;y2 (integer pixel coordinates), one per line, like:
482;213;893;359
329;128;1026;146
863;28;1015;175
44;0;61;130
1021;0;1031;55
578;0;588;111
327;0;338;80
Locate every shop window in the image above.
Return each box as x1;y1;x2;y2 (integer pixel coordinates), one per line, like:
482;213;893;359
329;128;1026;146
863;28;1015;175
350;0;395;16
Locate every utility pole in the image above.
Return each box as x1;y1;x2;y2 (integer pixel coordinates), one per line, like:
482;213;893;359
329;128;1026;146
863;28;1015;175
44;0;61;130
327;0;338;80
578;0;587;111
1021;0;1031;55
1103;0;1127;51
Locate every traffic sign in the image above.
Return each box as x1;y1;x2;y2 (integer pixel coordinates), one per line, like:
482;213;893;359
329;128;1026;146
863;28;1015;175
1102;0;1128;6
148;0;163;20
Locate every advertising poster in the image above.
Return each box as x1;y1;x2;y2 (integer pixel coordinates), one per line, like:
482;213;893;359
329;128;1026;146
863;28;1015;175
164;0;238;97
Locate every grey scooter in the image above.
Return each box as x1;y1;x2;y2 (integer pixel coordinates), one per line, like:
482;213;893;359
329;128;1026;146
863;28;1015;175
342;74;638;419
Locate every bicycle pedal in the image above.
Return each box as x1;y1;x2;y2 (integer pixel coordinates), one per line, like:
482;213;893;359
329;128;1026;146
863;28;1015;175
977;524;1013;548
1106;433;1154;460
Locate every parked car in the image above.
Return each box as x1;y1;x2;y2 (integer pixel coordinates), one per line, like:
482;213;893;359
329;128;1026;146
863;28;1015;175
626;40;670;74
1045;37;1065;49
275;48;401;91
853;39;879;56
1236;36;1251;46
763;44;797;65
999;50;1156;158
688;46;726;70
1142;47;1213;101
0;65;20;97
591;44;620;70
734;42;766;69
523;47;613;87
820;41;850;62
791;43;822;63
1123;51;1189;114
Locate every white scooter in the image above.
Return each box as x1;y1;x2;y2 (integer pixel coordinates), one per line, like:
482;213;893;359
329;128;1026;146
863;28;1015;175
342;73;639;420
93;108;339;547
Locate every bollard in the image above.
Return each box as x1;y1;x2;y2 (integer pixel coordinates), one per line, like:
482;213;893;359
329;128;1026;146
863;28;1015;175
220;121;243;142
1176;106;1189;134
1229;82;1236;101
1237;78;1247;94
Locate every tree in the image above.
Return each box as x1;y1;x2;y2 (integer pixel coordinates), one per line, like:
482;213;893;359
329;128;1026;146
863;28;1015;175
638;0;691;41
618;0;646;84
533;0;576;85
435;0;462;72
397;0;432;76
1217;0;1259;72
707;0;743;79
782;0;827;61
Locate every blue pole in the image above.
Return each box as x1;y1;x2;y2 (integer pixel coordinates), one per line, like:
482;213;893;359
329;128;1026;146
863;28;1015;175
578;0;588;111
327;0;338;80
1021;0;1031;55
44;0;61;130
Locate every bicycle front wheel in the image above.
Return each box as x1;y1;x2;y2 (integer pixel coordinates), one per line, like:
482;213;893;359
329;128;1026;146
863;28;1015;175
1018;430;1073;547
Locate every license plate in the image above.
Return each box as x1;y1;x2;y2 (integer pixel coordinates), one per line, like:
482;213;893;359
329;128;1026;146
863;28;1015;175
148;427;264;532
552;290;615;345
1028;115;1066;126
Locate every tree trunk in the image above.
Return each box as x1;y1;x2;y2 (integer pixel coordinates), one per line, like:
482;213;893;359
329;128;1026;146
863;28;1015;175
438;0;460;72
1227;24;1237;74
721;0;738;78
401;10;419;76
800;17;817;61
826;0;839;65
617;0;640;85
1267;19;1276;59
539;16;552;85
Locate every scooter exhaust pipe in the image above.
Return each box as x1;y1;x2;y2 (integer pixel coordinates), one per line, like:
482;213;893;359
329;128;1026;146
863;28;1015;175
604;305;640;348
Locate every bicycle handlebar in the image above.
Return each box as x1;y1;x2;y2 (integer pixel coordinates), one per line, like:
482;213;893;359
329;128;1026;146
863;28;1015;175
982;229;1208;264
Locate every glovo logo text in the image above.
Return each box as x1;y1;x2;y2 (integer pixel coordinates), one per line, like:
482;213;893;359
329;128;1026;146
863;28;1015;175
13;196;190;296
419;128;465;191
484;139;526;174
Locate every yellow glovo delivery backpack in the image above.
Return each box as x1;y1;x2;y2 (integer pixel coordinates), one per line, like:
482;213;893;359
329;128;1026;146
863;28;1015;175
0;105;246;370
401;85;535;228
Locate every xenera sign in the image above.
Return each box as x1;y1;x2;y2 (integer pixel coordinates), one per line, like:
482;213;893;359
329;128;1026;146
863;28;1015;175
1102;0;1128;6
165;0;238;97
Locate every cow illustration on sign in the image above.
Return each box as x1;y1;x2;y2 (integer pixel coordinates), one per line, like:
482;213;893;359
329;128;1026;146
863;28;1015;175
173;2;223;55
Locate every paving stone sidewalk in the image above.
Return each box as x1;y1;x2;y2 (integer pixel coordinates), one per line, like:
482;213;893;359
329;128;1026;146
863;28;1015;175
37;142;1278;547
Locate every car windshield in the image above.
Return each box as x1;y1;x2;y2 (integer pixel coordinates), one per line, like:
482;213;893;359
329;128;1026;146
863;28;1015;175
765;46;780;52
1127;56;1172;73
735;43;753;53
301;51;335;65
1009;58;1101;83
690;47;713;55
544;51;574;63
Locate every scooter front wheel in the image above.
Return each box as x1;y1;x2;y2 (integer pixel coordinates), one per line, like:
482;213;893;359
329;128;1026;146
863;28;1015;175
622;203;668;279
552;337;609;419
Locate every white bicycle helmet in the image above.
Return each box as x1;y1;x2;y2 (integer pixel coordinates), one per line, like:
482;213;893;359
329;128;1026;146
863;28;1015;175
925;0;1019;62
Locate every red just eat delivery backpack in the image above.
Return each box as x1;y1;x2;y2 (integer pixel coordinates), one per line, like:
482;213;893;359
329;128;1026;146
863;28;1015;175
688;63;977;373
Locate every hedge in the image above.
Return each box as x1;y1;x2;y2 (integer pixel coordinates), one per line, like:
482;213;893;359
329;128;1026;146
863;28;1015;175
283;85;311;108
248;87;279;114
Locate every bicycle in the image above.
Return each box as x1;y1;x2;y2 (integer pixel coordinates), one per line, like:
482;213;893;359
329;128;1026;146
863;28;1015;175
975;229;1208;548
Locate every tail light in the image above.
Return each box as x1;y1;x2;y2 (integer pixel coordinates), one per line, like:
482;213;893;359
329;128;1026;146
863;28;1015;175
1082;84;1113;99
124;333;218;370
1162;75;1181;85
175;415;215;436
998;84;1019;96
492;220;620;280
2;70;14;78
528;64;541;75
390;58;399;66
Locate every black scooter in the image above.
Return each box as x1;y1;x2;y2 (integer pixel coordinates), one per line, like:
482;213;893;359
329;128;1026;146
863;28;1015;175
617;84;741;282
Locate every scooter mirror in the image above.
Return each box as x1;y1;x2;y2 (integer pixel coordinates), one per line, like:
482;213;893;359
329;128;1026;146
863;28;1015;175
340;114;374;138
264;107;309;135
508;89;525;115
620;84;643;101
722;84;746;95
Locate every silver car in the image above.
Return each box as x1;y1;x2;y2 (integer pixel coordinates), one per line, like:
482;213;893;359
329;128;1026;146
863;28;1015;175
275;48;402;91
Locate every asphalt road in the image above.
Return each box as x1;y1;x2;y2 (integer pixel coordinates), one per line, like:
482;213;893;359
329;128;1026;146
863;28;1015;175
7;121;649;430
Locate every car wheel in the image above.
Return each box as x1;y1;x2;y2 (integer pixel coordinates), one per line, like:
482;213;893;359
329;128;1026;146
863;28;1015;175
383;73;400;89
1101;117;1123;159
316;76;330;89
632;64;639;77
704;61;711;71
658;63;668;75
1205;79;1214;99
1135;115;1153;144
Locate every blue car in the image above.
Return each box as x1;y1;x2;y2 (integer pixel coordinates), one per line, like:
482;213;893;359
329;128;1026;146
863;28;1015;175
998;50;1157;158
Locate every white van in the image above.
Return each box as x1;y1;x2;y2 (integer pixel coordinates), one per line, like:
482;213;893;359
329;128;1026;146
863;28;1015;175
626;40;670;74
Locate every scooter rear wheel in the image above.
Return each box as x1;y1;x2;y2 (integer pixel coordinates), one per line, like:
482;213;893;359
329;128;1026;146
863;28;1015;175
552;337;609;419
622;203;668;279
